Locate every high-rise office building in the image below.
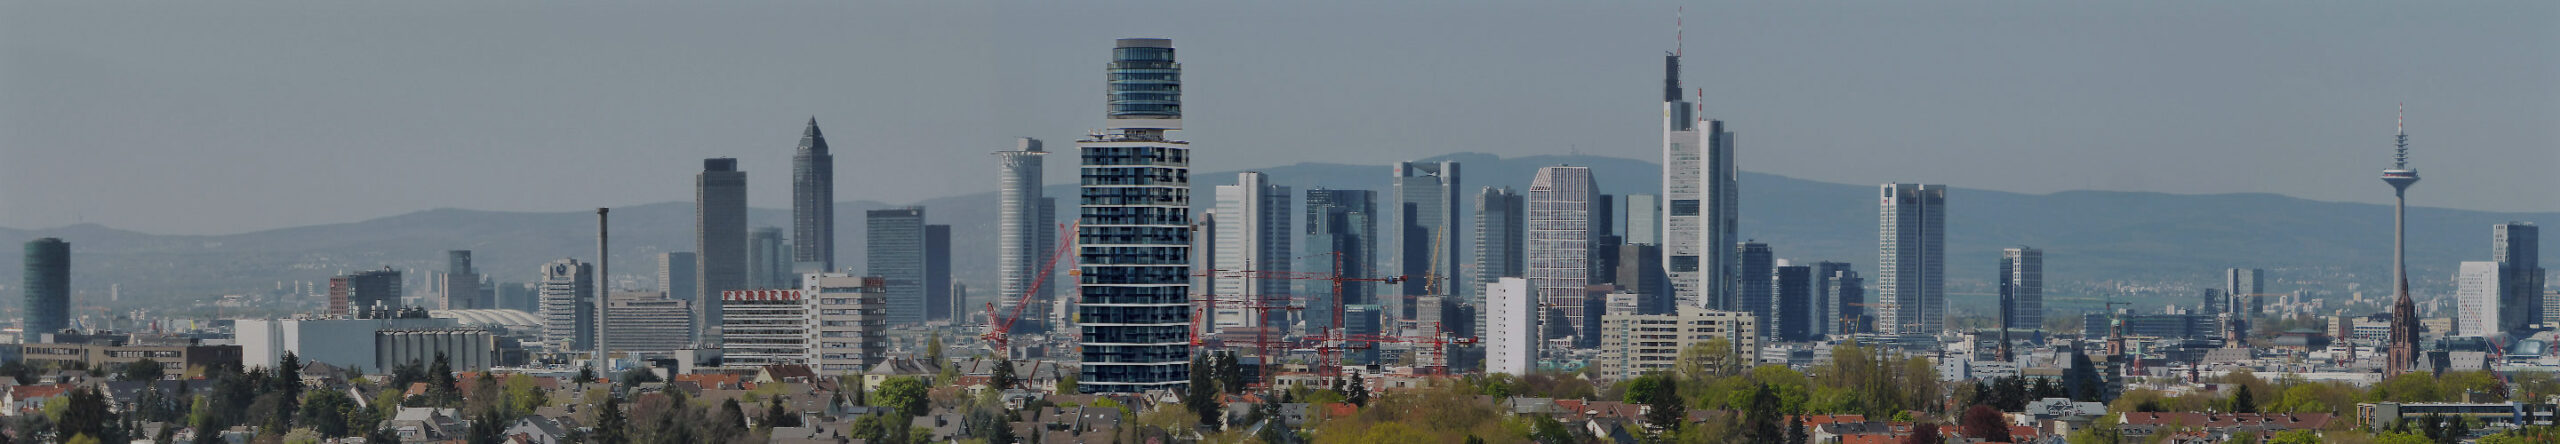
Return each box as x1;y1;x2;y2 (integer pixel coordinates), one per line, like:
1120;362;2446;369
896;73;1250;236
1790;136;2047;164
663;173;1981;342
1661;50;1740;312
926;224;952;322
2004;248;2044;331
805;274;887;374
1624;194;1660;246
1736;242;1775;338
1075;38;1192;392
440;251;481;309
1877;183;1947;336
697;158;748;344
330;267;403;318
1813;262;1855;336
537;259;594;351
718;288;808;368
995;138;1056;333
1211;172;1291;332
793;118;836;275
2494;223;2543;331
1527;166;1597;341
2224;268;2262;316
1616;244;1668;315
2454;261;2502;337
1474;187;1526;303
1303;188;1376;335
866;207;928;324
747;227;790;289
659;252;698;303
1772;264;1812;341
605;291;692;355
1484;277;1536;375
21;238;68;342
1393;160;1462;318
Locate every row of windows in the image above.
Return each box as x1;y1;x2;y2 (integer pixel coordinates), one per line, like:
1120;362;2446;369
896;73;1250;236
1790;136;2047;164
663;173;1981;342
1082;167;1187;184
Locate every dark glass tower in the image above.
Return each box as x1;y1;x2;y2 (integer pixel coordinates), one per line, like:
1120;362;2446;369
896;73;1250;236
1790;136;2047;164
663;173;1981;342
697;158;748;344
1303;188;1377;335
793;118;836;274
866;208;928;324
1077;38;1192;393
22;238;68;342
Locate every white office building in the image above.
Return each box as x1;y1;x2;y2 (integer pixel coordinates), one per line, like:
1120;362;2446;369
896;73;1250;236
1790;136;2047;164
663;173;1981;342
806;274;887;374
1660;52;1739;312
1878;183;1947;336
720;289;810;368
1211;172;1291;332
2454;261;2502;337
1528;166;1597;341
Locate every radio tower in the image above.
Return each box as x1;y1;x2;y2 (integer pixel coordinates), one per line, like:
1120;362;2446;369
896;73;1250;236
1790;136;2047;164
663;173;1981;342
2382;104;2421;376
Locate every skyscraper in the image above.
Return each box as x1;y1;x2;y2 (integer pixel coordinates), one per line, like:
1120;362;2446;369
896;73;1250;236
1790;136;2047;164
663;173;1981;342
1527;166;1596;341
1210;172;1291;332
1624;194;1660;246
1394;160;1462;318
2494;223;2543;331
2003;247;2044;331
995;137;1055;332
440;250;481;309
21;238;68;342
696;158;748;344
2382;106;2422;376
1661;51;1740;312
1813;262;1855;336
1304;188;1378;335
330;267;403;318
867;207;928;324
538;259;595;352
659;252;697;303
925;224;952;322
1484;277;1536;376
1615;244;1668;315
2224;268;2263;316
1773;264;1812;341
747;227;790;289
2454;261;2501;337
1877;183;1947;336
1736;242;1775;339
1473;186;1526;307
1076;38;1191;392
793;118;836;275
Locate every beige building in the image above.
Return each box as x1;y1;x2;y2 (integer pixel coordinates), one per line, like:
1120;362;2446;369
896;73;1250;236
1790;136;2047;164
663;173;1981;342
1595;306;1757;381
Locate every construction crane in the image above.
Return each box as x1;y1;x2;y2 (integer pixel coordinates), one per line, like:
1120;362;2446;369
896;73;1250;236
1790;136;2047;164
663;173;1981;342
982;222;1078;352
1314;322;1479;377
1194;252;1405;387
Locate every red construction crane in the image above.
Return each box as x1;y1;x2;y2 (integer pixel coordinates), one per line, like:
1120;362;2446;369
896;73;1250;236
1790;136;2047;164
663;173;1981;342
1313;322;1478;377
1193;252;1405;387
982;222;1077;352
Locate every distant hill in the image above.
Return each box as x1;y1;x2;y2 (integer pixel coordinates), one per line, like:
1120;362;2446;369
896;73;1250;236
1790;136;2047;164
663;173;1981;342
2;152;2549;316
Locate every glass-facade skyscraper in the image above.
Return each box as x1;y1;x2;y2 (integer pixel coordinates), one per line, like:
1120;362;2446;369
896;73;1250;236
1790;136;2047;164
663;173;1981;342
866;207;928;324
1527;166;1595;342
793;118;836;274
2003;247;2044;332
1877;183;1947;336
1076;38;1192;393
1393;160;1461;318
1304;188;1377;335
1662;52;1740;312
2495;223;2543;332
696;158;748;344
22;238;68;342
995;138;1056;333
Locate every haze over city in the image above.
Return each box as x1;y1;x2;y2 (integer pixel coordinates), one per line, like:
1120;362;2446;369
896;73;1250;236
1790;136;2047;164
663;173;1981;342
3;1;2553;235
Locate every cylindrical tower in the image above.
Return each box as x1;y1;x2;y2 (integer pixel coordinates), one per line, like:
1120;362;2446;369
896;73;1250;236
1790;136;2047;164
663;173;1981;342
1107;38;1182;130
23;238;69;342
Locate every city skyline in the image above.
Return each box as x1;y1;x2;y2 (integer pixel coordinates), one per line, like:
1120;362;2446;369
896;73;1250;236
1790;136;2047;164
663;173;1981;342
5;2;2552;236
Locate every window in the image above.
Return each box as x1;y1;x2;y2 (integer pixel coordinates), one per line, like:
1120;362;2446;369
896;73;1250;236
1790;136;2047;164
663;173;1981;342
1670;256;1699;272
1670;200;1700;216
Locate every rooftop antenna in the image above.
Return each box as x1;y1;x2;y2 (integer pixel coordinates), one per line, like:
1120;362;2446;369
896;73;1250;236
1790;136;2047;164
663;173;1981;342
1677;6;1684;57
2394;102;2409;169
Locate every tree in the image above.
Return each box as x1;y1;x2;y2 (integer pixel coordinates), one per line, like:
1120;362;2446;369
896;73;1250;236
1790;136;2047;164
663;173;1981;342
1624;373;1684;432
928;332;946;365
1347;375;1370;407
873;376;929;417
576;365;597;384
468;408;505;444
1901;423;1940;444
989;355;1019;390
121;359;167;382
719;398;748;431
54;388;110;442
619;367;661;385
297;389;359;437
1056;373;1078;394
2232;384;2258;413
1959;405;2010;442
593;395;628;444
1214;352;1246;394
1186;354;1221;426
1787;415;1809;444
1740;383;1786;443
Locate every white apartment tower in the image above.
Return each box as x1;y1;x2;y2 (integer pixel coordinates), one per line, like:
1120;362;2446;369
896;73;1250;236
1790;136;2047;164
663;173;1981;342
2454;261;2502;337
1484;277;1536;375
805;274;887;374
1212;172;1292;332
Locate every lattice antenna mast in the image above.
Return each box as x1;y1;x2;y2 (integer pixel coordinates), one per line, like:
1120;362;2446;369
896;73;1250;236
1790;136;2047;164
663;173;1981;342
2394;103;2409;169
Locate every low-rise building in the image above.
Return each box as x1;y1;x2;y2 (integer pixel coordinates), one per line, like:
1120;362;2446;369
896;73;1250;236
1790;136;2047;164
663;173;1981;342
2358;402;2559;431
1593;306;1756;380
19;334;241;375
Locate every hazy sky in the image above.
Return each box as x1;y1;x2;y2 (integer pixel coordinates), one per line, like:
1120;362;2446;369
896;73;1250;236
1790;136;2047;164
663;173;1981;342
4;1;2553;235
